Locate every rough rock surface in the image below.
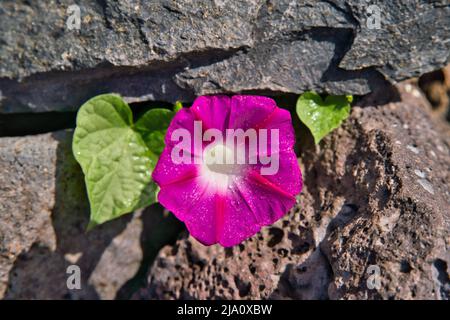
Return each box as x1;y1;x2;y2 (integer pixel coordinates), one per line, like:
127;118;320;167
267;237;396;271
1;1;449;112
0;130;182;299
134;83;450;300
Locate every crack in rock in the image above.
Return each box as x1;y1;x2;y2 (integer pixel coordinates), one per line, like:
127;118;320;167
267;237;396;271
1;1;449;113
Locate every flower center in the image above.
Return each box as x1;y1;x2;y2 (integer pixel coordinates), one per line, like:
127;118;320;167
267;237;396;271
203;143;243;175
200;142;244;193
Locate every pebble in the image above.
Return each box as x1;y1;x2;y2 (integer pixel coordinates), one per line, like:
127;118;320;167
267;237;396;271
417;179;434;195
407;145;420;154
414;169;426;178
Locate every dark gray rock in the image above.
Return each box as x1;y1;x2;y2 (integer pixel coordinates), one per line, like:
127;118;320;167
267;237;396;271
134;82;450;300
0;0;449;112
0;130;182;299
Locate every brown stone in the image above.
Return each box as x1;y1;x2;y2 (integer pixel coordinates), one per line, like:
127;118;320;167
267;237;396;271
135;83;450;300
0;130;182;299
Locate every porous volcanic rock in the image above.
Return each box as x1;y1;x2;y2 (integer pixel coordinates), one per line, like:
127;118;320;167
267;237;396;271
0;130;182;299
134;82;450;300
1;1;449;112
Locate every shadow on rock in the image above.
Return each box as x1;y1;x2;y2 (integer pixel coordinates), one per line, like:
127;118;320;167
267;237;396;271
3;131;183;299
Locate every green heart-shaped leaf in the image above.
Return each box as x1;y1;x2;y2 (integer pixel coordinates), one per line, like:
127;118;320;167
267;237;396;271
73;94;159;228
135;108;175;156
296;92;352;144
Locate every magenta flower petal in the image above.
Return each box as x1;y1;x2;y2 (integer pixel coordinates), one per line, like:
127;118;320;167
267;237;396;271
228;96;277;131
152;95;302;247
191;95;232;132
250;149;302;198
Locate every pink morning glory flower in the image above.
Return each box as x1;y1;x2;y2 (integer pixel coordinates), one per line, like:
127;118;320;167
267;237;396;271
152;95;302;247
